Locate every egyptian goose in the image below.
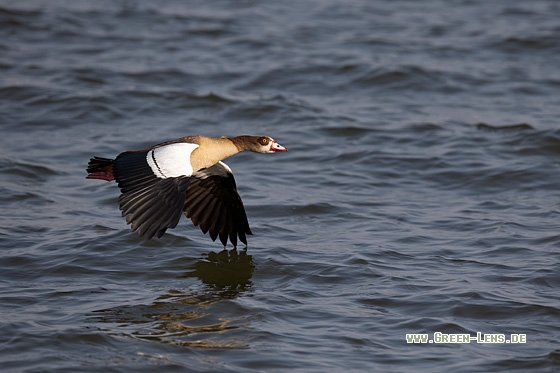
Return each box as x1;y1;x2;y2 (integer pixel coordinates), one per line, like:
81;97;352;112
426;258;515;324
86;135;287;247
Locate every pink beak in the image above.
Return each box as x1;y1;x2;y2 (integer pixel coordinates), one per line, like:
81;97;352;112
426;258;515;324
271;142;287;152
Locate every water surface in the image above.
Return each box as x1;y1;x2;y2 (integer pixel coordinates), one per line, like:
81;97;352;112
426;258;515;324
1;0;560;371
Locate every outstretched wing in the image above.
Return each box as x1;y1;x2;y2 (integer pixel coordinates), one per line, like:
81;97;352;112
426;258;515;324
185;162;252;247
113;151;191;239
112;150;251;247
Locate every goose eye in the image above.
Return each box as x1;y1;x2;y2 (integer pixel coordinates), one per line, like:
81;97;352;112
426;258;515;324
258;137;269;145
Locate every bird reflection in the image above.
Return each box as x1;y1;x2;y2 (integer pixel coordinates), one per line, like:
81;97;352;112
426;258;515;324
88;248;255;348
180;248;255;296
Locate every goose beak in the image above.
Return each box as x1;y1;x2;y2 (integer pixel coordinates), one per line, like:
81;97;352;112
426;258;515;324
271;141;287;152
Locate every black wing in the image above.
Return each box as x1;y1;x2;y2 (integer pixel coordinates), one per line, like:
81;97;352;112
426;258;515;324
113;151;191;239
184;162;252;247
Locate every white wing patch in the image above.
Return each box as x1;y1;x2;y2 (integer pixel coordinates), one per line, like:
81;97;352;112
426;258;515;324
146;143;199;178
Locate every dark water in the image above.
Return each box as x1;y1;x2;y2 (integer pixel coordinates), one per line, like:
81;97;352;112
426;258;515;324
2;0;560;371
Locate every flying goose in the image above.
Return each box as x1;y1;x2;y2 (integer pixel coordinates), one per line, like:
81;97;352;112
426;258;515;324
86;135;287;247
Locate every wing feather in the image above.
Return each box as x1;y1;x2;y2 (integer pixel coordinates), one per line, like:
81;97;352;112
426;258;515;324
110;151;251;246
184;162;252;247
112;151;190;239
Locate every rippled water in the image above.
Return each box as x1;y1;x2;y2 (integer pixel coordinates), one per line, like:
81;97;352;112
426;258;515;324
2;0;560;371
